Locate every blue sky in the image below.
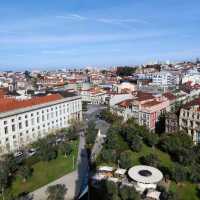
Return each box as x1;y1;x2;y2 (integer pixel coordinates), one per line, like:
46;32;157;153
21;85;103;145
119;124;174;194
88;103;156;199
0;0;200;70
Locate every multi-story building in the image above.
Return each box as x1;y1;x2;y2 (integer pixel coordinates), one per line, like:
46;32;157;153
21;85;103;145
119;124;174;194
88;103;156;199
151;71;178;87
0;93;82;154
80;88;107;104
165;112;179;133
113;91;170;130
179;98;200;144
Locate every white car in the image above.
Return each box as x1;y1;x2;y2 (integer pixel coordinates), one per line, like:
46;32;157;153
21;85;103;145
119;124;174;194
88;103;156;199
14;151;23;158
27;148;37;157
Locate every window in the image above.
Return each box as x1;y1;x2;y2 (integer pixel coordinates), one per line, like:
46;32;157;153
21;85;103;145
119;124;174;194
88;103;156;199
19;122;22;129
11;119;15;123
25;120;28;127
4;121;7;125
31;118;34;125
31;113;34;117
4;126;8;134
13;135;16;139
5;138;9;142
18;116;21;120
25;115;28;119
37;117;39;123
12;124;15;132
20;133;23;136
42;115;45;121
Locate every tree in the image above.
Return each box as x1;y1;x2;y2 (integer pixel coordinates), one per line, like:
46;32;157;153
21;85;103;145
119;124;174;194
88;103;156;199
4;153;19;174
119;185;140;200
65;143;73;156
130;135;142;152
143;133;159;148
100;109;123;124
101;149;117;163
119;151;134;169
85;121;98;149
37;139;57;161
159;166;172;182
19;165;33;182
105;180;118;198
172;147;194;166
158;132;193;155
46;184;67;200
116;66;136;76
0;161;9;200
140;154;160;167
172;164;187;183
69;118;83;133
158;185;179;200
105;130;121;151
188;164;200;183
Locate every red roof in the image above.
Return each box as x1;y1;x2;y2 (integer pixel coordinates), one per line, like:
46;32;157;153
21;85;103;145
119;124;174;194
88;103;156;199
135;91;154;101
163;92;176;101
0;94;63;113
142;100;161;107
117;99;133;108
182;98;200;110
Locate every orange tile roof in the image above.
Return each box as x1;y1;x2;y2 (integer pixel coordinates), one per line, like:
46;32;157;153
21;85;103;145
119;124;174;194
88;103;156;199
135;91;154;101
142;100;161;107
0;94;63;113
118;99;133;108
163;92;176;101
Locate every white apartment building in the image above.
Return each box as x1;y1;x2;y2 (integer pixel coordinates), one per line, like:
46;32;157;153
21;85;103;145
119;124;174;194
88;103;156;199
151;71;177;86
0;94;82;154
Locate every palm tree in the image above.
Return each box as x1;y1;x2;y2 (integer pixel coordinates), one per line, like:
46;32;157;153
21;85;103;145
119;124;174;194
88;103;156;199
46;184;67;200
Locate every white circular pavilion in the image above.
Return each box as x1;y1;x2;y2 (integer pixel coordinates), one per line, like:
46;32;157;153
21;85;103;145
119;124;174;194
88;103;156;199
128;165;163;193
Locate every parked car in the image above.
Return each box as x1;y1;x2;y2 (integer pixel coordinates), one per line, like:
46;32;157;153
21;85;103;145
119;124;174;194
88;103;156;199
27;148;38;157
14;151;23;158
56;138;62;145
14;151;24;163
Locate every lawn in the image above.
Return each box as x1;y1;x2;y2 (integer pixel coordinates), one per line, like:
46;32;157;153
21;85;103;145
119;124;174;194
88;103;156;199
131;143;174;168
170;181;200;200
8;140;79;198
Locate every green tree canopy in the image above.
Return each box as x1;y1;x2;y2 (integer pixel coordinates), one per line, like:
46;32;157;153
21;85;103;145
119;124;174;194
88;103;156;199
46;184;67;200
119;150;134;169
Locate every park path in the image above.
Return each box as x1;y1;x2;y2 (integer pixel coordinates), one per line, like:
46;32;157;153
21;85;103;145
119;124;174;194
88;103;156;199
31;131;87;200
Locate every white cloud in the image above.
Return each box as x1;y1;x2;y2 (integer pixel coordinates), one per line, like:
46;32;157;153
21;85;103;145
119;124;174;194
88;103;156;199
56;14;149;26
56;14;87;21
